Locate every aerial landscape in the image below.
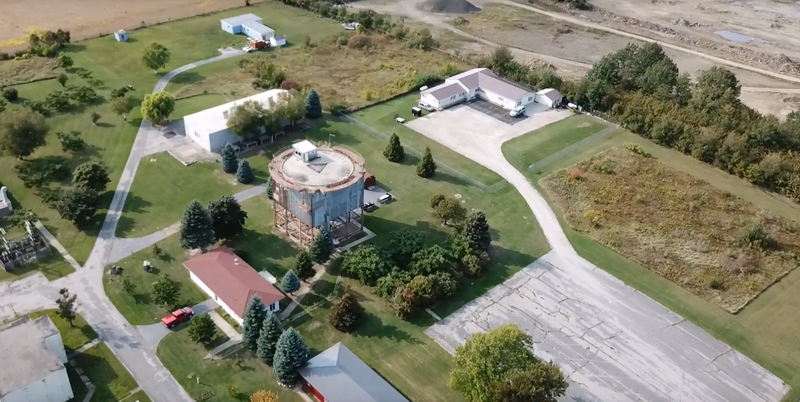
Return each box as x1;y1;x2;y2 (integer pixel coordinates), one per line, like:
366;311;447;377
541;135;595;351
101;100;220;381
0;0;798;401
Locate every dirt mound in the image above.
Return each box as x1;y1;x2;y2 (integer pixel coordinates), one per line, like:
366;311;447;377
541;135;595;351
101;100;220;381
419;0;480;14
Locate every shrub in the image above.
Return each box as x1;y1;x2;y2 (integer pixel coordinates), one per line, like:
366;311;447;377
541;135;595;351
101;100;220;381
2;88;18;102
56;130;85;152
347;34;372;49
623;143;651;157
14;157;71;188
430;193;445;208
708;277;725;290
328;286;364;332
741;222;777;249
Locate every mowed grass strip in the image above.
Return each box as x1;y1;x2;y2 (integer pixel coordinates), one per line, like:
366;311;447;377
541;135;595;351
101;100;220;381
504;119;800;395
72;343;148;401
28;310;98;351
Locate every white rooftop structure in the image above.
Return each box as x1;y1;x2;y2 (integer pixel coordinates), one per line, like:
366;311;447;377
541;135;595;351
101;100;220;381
0;186;12;217
220;13;275;41
0;316;73;402
280;145;357;187
183;89;288;153
420;67;536;111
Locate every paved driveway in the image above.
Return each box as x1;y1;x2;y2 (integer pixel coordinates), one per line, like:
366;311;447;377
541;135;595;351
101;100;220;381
406;106;788;401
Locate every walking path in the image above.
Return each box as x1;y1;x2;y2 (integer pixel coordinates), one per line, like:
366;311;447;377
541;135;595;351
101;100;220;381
527;124;619;171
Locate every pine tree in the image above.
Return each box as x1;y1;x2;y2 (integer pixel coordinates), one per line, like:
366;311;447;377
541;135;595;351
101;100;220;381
281;270;301;294
207;196;247;241
305;89;322;119
383;133;405;162
256;313;283;365
462;211;492;252
272;328;309;385
55;288;77;327
236;159;255;184
328;286;364;332
295;251;315;280
308;227;333;263
242;296;266;352
221;144;238;174
179;200;215;250
266;176;274;199
416;147;437;178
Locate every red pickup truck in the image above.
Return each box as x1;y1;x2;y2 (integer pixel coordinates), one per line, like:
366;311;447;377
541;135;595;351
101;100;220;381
161;307;193;328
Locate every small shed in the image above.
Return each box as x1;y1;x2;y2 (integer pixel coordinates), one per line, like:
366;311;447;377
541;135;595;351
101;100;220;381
363;173;376;189
535;88;563;109
292;140;319;162
270;35;287;48
114;30;128;42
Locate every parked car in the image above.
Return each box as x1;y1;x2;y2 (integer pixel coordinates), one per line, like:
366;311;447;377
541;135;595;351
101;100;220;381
509;106;526;117
362;202;377;212
378;193;393;204
161;307;193;329
242;45;255;53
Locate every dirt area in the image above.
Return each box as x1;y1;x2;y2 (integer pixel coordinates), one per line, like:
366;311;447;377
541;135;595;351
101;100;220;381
542;147;800;313
170;35;467;110
0;0;264;51
419;0;480;14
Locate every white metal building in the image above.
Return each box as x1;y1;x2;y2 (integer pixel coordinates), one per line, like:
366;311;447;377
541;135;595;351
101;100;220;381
535;88;563;109
0;316;73;402
183;89;288;153
220;14;275;41
419;68;535;111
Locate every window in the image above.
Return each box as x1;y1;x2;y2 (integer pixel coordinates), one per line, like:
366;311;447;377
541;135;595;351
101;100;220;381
516;100;521;106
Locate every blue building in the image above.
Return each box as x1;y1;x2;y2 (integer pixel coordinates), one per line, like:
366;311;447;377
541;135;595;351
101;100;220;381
113;29;128;42
220;14;275;41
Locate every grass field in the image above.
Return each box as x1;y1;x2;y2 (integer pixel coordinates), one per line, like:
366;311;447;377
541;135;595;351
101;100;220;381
117;152;269;237
72;343;150;402
505;116;800;398
0;1;345;267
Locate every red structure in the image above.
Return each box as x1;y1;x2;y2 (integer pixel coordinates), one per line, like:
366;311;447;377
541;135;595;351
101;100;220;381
363;173;376;188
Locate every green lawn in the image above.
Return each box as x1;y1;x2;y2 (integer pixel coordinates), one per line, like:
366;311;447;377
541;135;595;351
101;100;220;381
117;152;270;237
158;327;301;402
502;114;609;172
66;364;89;402
29;310;98;352
72;343;149;402
0;0;344;266
506;117;800;397
107;196;300;325
0;253;75;281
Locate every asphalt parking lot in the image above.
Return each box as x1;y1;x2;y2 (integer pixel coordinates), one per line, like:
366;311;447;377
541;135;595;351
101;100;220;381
467;99;527;124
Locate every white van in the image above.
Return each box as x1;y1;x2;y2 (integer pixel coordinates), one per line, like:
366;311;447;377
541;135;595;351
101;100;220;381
378;193;393;204
509;106;526;117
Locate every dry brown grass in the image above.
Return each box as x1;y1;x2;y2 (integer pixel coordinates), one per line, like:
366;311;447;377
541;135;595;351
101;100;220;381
542;147;800;313
0;56;57;87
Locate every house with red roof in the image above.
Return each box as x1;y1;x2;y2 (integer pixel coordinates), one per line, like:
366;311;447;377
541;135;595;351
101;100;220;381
183;246;285;324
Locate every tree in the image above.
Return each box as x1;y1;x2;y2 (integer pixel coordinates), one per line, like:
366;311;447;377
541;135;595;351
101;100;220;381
430;193;445;208
450;325;548;402
489;362;568;402
305;89;322;119
308;227;333;263
55;288;77;327
256;313;283;365
207;196;247;241
57;73;68;86
2;87;17;102
392;272;456;319
111;95;136;121
243;296;267;351
387;229;424;267
227;100;266;137
281;270;301;294
236;159;255;184
462;211;491;252
433;196;466;226
56;188;99;227
0;109;48;158
328;286;364;332
409;245;452;275
250;390;279;402
294;251;315;280
383;133;405;162
272;328;309;385
341;245;391;285
374;269;411;299
142;42;171;73
57;130;85;152
266;176;274;199
121;278;136;295
406;28;437;50
221;144;239;174
140;91;174;126
56;54;73;69
179;200;215;250
416;146;436;178
152;276;180;307
188;315;217;346
72;161;110;192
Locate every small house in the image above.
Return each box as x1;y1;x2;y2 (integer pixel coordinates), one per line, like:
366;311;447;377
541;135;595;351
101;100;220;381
220;14;275;41
270;35;287;48
113;29;128;42
419;68;535;112
535;88;563;109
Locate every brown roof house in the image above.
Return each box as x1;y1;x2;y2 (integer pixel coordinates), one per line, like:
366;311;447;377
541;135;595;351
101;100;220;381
184;246;285;324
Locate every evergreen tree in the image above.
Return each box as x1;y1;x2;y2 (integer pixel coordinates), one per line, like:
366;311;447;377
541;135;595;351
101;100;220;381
55;288;77;327
179;200;215;250
295;251;315;280
328;286;364;332
266;176;274;199
462;211;491;252
256;313;283;365
236;159;255;184
383;133;405;162
242;296;266;352
188;315;217;346
272;328;309;385
305;89;322;119
308;227;333;263
221;144;238;174
207;196;247;241
416;147;437;178
281;270;301;294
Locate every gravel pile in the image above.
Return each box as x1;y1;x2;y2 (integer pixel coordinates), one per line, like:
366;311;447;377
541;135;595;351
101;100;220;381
418;0;480;14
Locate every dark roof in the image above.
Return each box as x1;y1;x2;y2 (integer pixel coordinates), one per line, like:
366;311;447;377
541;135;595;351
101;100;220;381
298;343;408;402
183;246;285;316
